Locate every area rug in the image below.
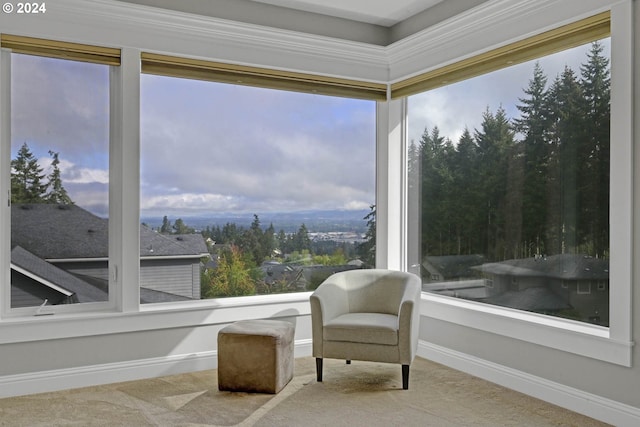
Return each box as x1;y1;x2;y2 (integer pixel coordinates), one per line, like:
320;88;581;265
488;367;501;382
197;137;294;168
0;357;609;426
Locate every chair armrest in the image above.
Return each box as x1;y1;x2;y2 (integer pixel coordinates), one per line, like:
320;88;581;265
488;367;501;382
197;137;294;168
310;281;349;358
397;277;421;364
310;281;349;322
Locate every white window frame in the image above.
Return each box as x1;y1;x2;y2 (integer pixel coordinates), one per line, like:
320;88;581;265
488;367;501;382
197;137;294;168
393;1;634;367
0;47;120;318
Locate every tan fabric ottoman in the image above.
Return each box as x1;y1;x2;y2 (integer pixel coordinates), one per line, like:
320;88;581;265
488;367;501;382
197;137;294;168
217;319;295;394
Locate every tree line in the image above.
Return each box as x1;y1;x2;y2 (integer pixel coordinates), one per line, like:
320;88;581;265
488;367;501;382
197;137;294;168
412;41;610;261
10;142;73;204
157;208;375;298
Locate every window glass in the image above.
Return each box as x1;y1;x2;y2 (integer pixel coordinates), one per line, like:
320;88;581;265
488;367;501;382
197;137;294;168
140;75;376;303
10;53;110;308
408;38;610;326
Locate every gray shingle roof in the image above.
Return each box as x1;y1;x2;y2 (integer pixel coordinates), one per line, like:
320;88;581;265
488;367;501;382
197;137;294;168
12;204;208;260
11;245;107;303
473;254;609;281
423;254;486;279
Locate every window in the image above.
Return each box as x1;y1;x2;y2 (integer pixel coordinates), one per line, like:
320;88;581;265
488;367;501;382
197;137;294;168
139;71;376;303
391;4;633;365
2;35;117;314
407;37;611;326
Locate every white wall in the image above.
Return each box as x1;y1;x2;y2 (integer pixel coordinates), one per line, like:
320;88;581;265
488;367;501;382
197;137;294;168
0;0;638;425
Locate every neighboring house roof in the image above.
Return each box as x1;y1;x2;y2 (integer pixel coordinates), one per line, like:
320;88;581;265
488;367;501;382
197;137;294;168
11;245;107;303
12;204;109;260
140;230;209;258
473;254;609;281
12;245;192;305
422;254;485;279
12;204;208;260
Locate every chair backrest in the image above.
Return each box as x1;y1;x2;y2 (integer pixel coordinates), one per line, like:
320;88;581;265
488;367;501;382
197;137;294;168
331;269;417;315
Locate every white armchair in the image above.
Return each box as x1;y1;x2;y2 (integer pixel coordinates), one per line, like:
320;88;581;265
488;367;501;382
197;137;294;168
310;269;421;390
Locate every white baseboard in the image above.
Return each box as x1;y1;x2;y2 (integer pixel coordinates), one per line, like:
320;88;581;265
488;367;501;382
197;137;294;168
4;338;637;427
0;350;218;399
417;340;640;427
0;339;314;399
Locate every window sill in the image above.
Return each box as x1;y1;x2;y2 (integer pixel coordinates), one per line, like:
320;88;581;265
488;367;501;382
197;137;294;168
0;292;313;345
421;292;633;366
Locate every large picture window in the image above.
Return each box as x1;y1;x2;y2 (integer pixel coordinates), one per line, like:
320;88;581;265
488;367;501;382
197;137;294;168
407;37;611;326
139;73;376;303
9;52;111;310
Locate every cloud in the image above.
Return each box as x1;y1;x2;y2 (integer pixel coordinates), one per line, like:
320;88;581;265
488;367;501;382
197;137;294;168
408;39;611;144
15;37;607;219
11;54;109;162
139;75;376;216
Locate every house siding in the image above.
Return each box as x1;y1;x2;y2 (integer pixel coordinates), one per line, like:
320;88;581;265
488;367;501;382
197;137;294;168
141;259;200;299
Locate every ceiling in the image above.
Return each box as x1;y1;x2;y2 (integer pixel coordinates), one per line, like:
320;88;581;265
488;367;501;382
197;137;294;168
116;0;487;45
249;0;445;27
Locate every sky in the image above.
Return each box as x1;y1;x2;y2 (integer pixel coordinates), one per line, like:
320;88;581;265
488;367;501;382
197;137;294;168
408;38;611;145
9;37;609;219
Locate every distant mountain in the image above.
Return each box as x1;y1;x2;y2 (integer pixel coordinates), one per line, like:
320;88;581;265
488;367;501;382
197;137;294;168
141;209;370;233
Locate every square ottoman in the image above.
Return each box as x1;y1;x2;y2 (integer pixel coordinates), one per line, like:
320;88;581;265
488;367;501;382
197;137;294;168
218;319;295;393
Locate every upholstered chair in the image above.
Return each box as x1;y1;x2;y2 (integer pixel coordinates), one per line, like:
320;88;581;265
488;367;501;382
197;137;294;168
310;269;421;390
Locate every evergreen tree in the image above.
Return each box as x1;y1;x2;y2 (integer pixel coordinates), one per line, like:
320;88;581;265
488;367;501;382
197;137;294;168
292;224;311;252
546;67;584;254
221;222;242;244
11;142;47;203
514;63;550;256
46;150;73;204
357;204;376;266
240;214;264;265
173;218;194;234
578;41;610;256
419;126;455;255
160;215;172;233
263;223;276;259
451;128;481;255
276;229;288;254
474;106;515;260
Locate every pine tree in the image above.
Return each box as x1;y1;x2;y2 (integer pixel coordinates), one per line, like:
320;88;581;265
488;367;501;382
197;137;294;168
11;142;48;204
578;41;610;256
173;218;194;234
45;150;73;204
474;107;515;260
357;204;376;266
160;215;172;233
546;67;583;254
292;224;311;252
514;63;550;256
451;128;481;255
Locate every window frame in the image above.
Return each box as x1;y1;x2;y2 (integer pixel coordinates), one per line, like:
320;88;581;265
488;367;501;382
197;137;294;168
0;38;121;317
397;2;633;366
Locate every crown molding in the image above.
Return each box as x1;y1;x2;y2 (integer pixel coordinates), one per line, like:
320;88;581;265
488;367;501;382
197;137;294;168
0;0;389;82
385;0;617;83
0;0;623;88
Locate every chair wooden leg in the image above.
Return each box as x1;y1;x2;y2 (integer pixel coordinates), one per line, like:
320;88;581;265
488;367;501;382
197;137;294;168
316;358;323;382
402;364;410;390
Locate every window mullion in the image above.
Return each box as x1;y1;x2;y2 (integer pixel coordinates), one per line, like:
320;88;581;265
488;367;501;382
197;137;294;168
110;47;141;312
0;49;10;318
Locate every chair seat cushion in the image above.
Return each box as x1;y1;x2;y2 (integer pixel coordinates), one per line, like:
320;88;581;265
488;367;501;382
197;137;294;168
324;313;398;345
